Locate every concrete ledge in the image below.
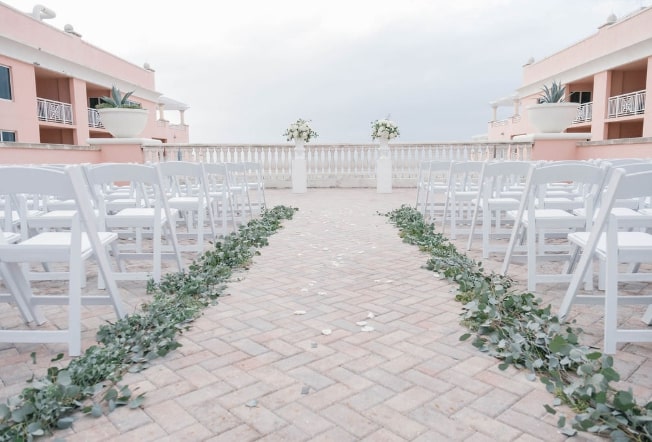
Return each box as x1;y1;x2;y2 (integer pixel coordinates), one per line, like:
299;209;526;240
513;133;591;142
87;138;162;145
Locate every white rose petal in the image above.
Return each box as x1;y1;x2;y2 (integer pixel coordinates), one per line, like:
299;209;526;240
322;329;332;335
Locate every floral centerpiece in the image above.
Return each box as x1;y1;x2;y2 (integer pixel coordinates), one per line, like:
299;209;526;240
371;118;400;140
284;118;318;143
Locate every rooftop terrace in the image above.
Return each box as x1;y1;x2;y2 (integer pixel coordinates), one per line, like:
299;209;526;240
1;188;650;441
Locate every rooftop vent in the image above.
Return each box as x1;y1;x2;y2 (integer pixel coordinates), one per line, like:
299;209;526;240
64;24;82;37
32;4;56;21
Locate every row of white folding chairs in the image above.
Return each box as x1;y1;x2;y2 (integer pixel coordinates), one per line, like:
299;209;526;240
417;159;531;240
420;158;652;353
155;161;267;252
0;161;268;280
469;159;652;353
0;162;186;283
0;160;267;355
557;167;652;353
415;158;651;262
0;165;127;356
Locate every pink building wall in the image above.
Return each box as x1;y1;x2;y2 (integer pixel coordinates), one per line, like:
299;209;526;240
487;6;652;147
0;2;189;145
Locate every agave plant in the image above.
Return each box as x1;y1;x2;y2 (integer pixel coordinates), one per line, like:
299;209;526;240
96;85;142;109
538;80;566;103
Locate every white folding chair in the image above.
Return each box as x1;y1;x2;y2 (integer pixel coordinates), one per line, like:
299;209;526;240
84;163;184;283
441;161;484;239
559;168;652;353
0;165;126;356
202;163;237;234
243;161;266;215
467;161;534;258
157;161;217;253
418;160;451;221
225;162;254;223
501;162;607;292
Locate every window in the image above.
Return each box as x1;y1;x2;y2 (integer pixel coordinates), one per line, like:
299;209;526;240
0;66;11;100
569;91;592;104
90;96;139;108
0;131;16;142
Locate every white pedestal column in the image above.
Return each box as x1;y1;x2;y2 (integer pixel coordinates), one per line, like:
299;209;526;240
292;138;307;193
376;138;392;193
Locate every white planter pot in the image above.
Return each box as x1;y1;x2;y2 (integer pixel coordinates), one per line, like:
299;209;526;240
294;138;306;159
97;108;149;138
526;102;579;133
377;136;390;158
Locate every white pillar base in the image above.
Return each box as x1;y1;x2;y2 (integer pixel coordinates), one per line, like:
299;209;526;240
376;156;392;193
292;158;307;193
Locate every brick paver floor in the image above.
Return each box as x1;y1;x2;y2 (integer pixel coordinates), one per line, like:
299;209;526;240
1;188;651;441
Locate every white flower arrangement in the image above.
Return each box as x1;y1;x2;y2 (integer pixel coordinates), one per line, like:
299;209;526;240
283;118;318;143
371;118;400;140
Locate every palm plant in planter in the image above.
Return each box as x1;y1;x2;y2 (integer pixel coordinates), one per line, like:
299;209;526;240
526;80;579;133
95;85;149;138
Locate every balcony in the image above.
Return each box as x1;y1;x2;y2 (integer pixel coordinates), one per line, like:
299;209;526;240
574;102;592;123
36;98;73;124
607;90;646;118
87;108;104;129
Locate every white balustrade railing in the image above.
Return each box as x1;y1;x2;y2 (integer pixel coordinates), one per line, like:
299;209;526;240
87;108;103;128
574;102;592;123
36;98;73;124
607;90;646;118
143;142;532;188
490;115;522;128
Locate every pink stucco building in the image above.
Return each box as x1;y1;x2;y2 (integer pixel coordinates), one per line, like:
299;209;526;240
0;2;189;146
487;5;652;157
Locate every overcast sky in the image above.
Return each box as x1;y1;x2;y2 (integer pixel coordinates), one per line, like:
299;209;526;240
6;0;650;143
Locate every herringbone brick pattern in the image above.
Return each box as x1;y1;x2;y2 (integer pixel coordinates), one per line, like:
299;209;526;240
1;188;650;441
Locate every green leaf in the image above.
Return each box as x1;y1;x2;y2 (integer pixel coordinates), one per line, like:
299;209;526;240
57;370;72;386
601;367;620;382
560;427;577;436
91;403;103;418
613;390;635;412
548;335;567;354
586;351;602;360
0;404;9;420
128;394;146;409
27;422;44;436
459;333;471;341
57;417;74;429
544;404;556;415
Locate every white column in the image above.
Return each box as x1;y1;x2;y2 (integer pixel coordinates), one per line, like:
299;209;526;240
292;138;307;193
376;137;392;193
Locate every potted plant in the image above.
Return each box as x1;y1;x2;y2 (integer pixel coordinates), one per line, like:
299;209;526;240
283;118;318;143
284;118;318;160
95;85;149;138
371;118;400;141
526;80;579;133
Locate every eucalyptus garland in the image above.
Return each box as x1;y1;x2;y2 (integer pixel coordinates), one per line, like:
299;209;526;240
0;205;297;441
385;205;652;441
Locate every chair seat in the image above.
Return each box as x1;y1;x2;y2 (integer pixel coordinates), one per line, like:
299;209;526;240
27;209;101;229
106;208;177;228
570;231;652;261
512;209;587;228
0;231;117;261
2;232;20;243
167;196;207;210
486;197;520;209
